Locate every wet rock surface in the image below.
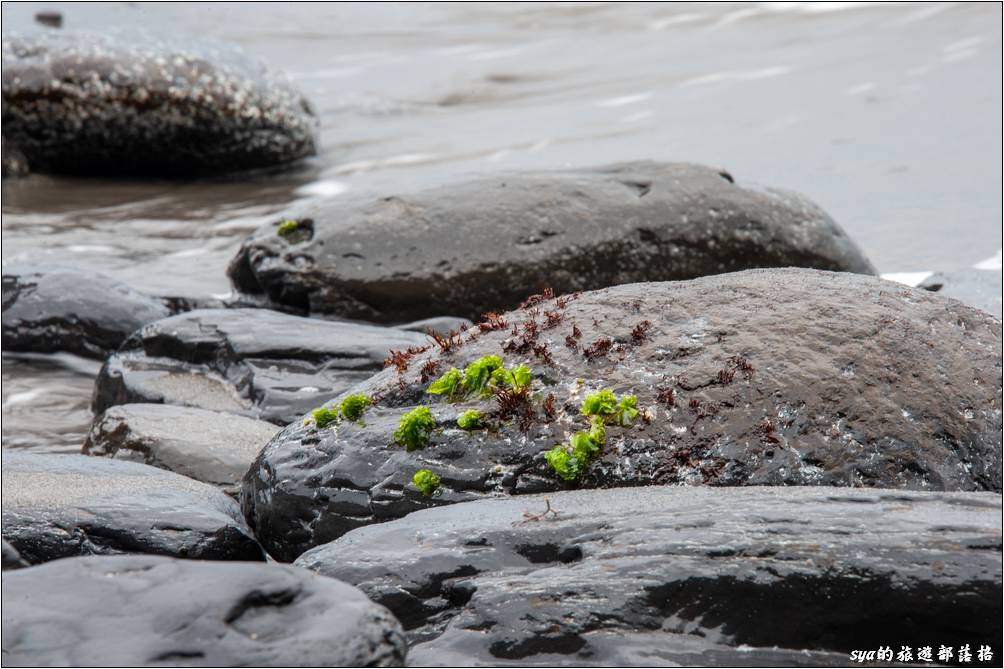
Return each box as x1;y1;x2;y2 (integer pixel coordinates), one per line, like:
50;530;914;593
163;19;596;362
1;555;407;666
920;268;1003;320
1;30;318;176
83;403;280;496
91;307;429;425
1;540;28;570
2;451;264;565
296;486;1002;666
2;265;174;358
227;162;876;322
242;269;1002;561
396;316;474;337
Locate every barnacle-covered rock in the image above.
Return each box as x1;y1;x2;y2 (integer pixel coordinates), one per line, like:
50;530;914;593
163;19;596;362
242;269;1002;561
1;30;317;176
228;162;876;321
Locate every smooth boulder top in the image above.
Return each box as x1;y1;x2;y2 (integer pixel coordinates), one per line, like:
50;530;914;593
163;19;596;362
1;555;407;667
2;265;174;359
227;162;876;322
91;307;430;425
2;451;264;565
242;269;1002;561
296;486;1002;666
1;30;317;176
83;403;280;497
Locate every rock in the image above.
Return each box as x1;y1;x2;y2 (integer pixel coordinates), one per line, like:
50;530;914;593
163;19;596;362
227;162;876;322
33;11;63;28
296;486;1003;666
1;540;27;570
408;630;854;667
2;452;264;565
92;308;430;425
1;139;29;177
2;265;174;358
1;30;317;177
397;316;474;337
1;555;406;666
920;268;1003;319
242;269;1002;560
83;404;280;497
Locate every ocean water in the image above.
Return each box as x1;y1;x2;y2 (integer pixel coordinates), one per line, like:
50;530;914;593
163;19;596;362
2;1;1001;452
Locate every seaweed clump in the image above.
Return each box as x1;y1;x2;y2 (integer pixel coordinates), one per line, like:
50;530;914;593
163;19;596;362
412;469;441;496
339;394;372;422
394;406;436;451
427;355;526;400
582;389;638;426
277;219;299;237
307;394;374;429
457;409;484;430
545;388;638;482
427;367;463;398
544;419;606;481
309;407;339;429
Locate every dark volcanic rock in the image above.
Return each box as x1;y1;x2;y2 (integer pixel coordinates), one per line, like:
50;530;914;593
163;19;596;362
2;452;264;565
227;162;876;322
1;540;27;570
84;404;280;496
2;30;317;176
242;269;1002;561
2;265;174;358
1;555;406;666
920;268;1003;319
296;486;1002;666
92;307;429;425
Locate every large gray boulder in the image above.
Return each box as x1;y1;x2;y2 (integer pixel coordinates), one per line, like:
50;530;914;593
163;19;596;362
83;404;280;497
228;162;876;322
1;30;317;176
2;265;174;358
2;452;264;565
1;555;406;666
91;308;430;425
242;269;1002;560
296;486;1002;666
